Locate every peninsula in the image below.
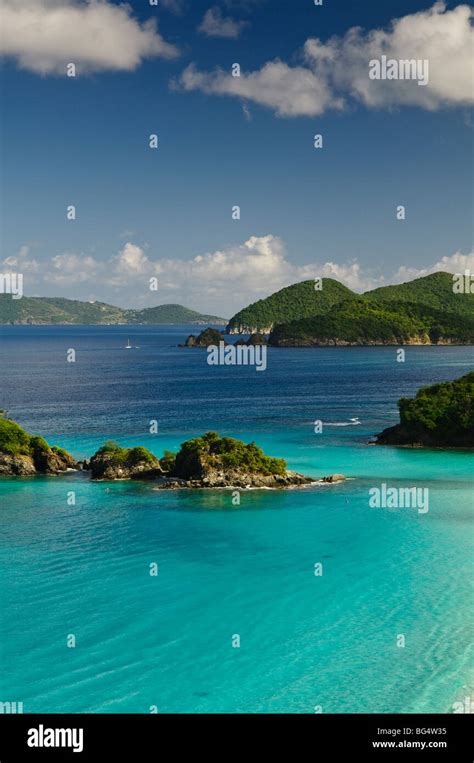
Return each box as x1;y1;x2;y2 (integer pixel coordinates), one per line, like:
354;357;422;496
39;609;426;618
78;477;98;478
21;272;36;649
375;372;474;447
227;273;474;345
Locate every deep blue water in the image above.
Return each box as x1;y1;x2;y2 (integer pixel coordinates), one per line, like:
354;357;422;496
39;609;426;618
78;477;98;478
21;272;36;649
0;326;473;713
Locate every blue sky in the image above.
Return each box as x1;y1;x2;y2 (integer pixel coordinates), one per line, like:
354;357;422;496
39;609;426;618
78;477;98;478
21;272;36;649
1;0;472;316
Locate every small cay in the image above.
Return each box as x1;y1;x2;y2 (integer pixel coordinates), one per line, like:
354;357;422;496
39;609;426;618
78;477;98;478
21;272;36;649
85;432;327;488
0;418;346;488
0;415;78;475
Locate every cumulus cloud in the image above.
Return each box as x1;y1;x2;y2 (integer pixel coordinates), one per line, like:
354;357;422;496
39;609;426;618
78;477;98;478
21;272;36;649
198;7;248;38
2;239;472;315
178;2;473;116
392;251;474;284
178;61;341;117
0;0;179;75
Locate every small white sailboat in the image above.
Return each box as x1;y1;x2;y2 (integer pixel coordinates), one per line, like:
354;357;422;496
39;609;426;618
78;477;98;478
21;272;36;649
125;339;132;349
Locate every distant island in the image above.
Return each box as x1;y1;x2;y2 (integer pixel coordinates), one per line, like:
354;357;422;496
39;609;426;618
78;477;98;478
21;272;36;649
0;420;345;487
227;273;474;345
375;372;474;448
0;296;226;325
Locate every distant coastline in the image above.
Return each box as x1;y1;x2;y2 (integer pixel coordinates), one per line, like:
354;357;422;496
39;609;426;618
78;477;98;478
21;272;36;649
0;296;227;326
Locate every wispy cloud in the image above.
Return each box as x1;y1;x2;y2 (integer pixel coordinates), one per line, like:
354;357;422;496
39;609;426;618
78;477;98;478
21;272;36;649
198;6;248;39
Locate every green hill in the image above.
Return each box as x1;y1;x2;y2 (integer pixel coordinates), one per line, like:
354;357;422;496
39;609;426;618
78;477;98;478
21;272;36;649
365;272;474;315
0;295;128;324
260;271;474;346
0;295;226;325
226;278;354;333
376;371;474;447
269;298;474;346
133;304;226;325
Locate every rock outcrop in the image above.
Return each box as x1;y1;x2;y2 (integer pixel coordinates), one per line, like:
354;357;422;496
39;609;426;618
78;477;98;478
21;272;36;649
154;468;314;490
1;421;348;489
182;328;226;348
234;333;268;347
0;417;78;475
154;432;337;489
84;442;163;480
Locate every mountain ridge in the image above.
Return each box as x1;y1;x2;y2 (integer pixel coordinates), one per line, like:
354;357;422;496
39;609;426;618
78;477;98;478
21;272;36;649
226;272;474;345
0;296;227;325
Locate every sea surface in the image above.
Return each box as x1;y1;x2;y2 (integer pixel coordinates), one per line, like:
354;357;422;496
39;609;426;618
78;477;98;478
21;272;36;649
0;325;473;713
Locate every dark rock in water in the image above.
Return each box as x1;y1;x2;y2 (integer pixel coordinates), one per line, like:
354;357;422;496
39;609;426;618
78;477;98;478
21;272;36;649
181;328;227;348
321;474;346;483
153;470;314;490
375;424;422;446
246;333;267;346
33;447;78;474
234;333;268;347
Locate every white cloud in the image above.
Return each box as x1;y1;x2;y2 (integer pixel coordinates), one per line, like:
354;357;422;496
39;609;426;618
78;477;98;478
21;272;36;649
392;251;474;283
198;7;248;39
49;252;98;284
2;239;472;315
178;2;473;116
178;61;341;117
0;0;179;75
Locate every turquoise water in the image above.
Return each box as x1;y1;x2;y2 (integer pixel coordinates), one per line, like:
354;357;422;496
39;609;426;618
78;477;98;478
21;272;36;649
0;327;473;713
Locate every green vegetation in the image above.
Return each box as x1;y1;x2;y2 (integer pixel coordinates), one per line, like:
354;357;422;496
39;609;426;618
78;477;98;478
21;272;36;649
398;372;474;444
133;304;226;325
95;441;157;467
0;296;128;325
377;372;474;447
226;278;354;333
160;449;177;472
365;272;474;316
0;418;75;468
171;432;287;478
184;327;225;347
269;298;474;345
0;295;226;325
0;418;56;457
228;271;473;344
0;418;33;456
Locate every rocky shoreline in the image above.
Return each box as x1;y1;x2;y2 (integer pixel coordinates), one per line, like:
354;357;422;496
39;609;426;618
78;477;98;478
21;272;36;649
0;420;347;489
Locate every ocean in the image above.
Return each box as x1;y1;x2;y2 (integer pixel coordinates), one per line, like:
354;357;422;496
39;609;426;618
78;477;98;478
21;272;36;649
0;325;472;713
